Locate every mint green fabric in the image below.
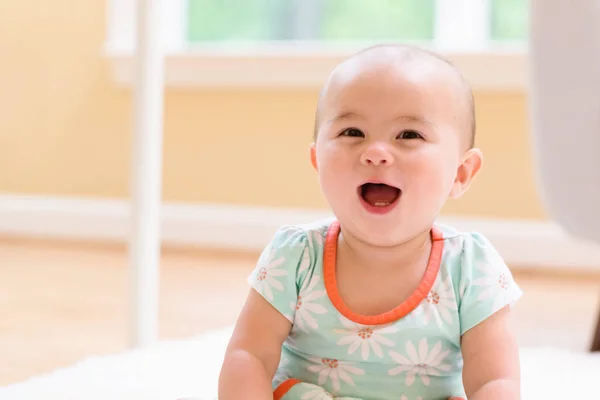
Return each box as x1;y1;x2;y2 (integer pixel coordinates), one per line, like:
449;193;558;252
248;218;523;400
277;380;361;400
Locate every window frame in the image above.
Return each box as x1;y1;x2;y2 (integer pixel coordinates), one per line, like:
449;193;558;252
104;0;527;90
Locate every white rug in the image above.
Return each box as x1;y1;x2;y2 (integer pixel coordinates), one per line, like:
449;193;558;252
1;326;599;400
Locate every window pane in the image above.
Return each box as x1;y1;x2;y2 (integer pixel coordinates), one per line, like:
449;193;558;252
320;0;435;41
187;0;435;43
187;0;276;41
490;0;528;41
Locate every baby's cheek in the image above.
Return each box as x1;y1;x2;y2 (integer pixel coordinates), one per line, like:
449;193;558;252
407;169;454;212
319;170;352;205
407;162;449;190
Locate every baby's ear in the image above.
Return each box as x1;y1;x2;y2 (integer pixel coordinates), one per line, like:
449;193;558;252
450;148;483;199
309;142;318;171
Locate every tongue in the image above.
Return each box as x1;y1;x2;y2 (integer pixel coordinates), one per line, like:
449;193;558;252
362;184;399;206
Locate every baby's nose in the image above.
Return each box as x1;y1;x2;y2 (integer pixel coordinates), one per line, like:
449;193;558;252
360;144;394;166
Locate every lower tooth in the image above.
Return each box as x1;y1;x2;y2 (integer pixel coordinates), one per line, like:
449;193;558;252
373;202;389;207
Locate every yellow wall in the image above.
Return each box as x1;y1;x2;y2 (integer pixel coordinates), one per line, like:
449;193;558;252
0;0;546;220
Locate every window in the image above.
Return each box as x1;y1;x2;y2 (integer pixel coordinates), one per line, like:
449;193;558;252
187;0;436;43
185;0;526;45
490;0;528;41
106;0;528;90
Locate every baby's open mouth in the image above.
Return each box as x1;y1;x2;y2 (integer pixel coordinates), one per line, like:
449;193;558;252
359;183;401;208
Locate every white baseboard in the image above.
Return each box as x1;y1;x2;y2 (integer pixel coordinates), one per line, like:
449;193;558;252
1;194;599;270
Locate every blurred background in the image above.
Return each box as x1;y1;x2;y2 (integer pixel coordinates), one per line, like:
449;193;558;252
1;0;599;388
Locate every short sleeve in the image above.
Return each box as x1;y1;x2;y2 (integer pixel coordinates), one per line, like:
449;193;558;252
458;232;523;336
247;225;310;323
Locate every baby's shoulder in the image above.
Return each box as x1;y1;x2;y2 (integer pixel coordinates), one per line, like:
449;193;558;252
434;221;504;264
266;217;333;250
434;221;515;286
257;217;333;278
433;222;523;335
248;218;332;304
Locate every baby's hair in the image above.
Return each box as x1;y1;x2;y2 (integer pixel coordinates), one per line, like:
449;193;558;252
313;44;476;149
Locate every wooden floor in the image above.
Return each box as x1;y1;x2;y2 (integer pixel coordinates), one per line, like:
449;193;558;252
1;237;599;387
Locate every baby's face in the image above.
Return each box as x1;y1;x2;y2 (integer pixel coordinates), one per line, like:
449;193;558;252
311;58;474;246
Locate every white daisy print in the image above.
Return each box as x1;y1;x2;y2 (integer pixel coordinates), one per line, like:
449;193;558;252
291;276;327;332
388;339;452;387
471;252;514;311
254;247;287;301
307;357;365;392
418;274;457;327
333;316;398;360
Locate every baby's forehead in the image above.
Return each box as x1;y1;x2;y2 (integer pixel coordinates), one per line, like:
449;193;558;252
315;45;475;145
326;47;466;102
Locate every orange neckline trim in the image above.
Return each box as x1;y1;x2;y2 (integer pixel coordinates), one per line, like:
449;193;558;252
323;220;444;326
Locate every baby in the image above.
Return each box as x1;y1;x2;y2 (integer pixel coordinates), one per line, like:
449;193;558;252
218;44;522;400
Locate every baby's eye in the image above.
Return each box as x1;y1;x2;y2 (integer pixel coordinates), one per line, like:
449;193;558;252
340;128;364;138
397;130;423;140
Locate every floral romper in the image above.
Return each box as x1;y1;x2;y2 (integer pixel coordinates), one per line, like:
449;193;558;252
248;218;523;400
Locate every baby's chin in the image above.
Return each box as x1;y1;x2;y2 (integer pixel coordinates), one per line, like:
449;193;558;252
341;217;423;248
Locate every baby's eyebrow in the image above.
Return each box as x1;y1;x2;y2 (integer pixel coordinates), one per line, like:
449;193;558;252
396;115;435;126
328;112;434;127
328;111;364;123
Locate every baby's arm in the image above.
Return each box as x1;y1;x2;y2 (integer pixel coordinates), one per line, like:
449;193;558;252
461;305;520;399
456;231;523;400
218;288;292;400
